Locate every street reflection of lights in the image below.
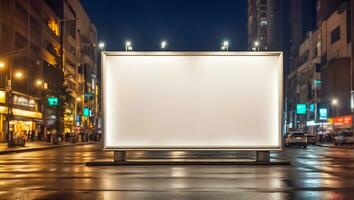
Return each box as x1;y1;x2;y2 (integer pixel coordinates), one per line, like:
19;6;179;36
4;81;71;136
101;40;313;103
169;151;186;158
171;167;187;177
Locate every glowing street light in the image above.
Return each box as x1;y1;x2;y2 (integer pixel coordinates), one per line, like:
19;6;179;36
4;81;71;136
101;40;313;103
14;71;23;79
125;41;132;51
161;40;167;49
0;62;4;69
254;41;260;47
98;41;105;50
332;99;338;105
253;40;260;51
221;40;229;51
36;79;43;86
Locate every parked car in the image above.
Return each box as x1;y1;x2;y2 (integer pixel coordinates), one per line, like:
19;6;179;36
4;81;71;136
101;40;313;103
334;131;354;146
305;134;317;145
285;132;307;148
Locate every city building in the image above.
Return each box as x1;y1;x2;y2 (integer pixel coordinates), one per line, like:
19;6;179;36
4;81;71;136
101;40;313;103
288;0;317;72
286;1;352;133
0;0;98;142
247;0;269;51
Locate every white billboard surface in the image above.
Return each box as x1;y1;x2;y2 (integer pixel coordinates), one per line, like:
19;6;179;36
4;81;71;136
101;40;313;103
103;52;283;150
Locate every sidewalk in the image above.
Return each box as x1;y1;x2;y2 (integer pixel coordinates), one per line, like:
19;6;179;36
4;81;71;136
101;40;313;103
0;141;95;154
315;143;354;149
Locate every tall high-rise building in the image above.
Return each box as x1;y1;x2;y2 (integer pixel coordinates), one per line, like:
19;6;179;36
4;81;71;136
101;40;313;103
288;0;317;71
247;0;269;51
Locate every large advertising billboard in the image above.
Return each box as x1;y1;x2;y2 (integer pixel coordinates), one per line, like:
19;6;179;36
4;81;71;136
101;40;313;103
102;52;283;150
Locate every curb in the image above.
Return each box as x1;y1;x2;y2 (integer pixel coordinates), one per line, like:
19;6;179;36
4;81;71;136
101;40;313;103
0;142;95;155
314;144;354;149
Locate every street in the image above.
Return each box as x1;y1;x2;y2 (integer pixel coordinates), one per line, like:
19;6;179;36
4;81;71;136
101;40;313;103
0;144;353;200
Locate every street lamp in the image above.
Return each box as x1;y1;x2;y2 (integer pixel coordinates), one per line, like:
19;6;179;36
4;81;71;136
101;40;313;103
222;40;229;51
332;99;338;105
4;68;25;146
332;98;339;117
161;40;167;49
98;42;105;50
14;71;23;79
35;79;48;141
125;41;132;51
254;41;260;51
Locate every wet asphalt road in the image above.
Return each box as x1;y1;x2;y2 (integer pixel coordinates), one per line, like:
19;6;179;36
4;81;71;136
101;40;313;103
0;144;354;200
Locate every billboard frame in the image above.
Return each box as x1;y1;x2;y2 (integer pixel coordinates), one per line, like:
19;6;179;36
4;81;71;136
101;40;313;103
101;51;283;151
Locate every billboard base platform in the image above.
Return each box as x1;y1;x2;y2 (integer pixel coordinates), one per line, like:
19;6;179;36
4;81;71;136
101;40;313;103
86;150;290;166
86;159;290;166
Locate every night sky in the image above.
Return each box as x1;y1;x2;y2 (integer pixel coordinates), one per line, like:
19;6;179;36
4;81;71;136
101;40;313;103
82;0;248;51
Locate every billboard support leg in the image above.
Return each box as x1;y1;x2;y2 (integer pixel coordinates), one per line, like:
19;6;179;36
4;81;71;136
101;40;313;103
256;151;270;162
114;151;126;162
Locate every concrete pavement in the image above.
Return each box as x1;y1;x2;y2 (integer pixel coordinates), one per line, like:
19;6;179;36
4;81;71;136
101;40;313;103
0;144;354;199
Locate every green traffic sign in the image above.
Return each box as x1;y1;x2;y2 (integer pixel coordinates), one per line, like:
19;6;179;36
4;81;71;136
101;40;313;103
296;104;306;115
48;97;58;106
83;107;90;117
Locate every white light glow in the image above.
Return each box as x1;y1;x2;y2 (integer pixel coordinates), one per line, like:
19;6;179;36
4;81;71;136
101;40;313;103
98;42;105;49
161;41;167;49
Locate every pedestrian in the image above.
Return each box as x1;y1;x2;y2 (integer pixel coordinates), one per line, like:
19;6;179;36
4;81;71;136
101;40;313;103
80;132;84;142
26;131;31;142
65;132;70;143
31;130;35;141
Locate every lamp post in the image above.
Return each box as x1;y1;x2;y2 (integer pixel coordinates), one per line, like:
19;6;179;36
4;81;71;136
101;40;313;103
332;98;338;117
35;79;48;141
4;67;24;146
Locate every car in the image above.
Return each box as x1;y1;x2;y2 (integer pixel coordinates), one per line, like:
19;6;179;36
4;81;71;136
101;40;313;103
305;134;317;145
285;132;307;148
334;131;354;146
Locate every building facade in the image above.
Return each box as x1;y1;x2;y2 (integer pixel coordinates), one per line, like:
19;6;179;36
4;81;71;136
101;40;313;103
286;1;352;133
0;0;98;142
247;0;269;51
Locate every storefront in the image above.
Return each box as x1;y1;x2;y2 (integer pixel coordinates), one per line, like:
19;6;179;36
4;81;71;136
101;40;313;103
0;92;43;142
331;115;352;133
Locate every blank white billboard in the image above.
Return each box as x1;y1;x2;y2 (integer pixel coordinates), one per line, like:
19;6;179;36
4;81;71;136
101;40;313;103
102;52;283;150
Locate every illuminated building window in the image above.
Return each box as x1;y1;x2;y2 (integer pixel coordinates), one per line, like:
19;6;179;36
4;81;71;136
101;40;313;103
48;19;59;36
